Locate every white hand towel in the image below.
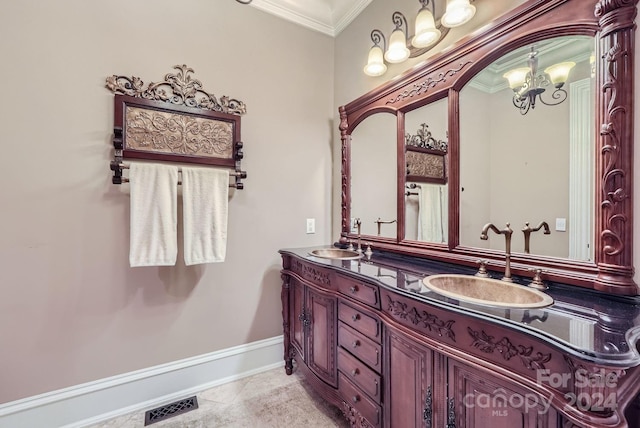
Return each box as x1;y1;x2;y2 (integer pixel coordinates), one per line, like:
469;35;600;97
129;163;179;267
418;184;448;243
182;166;229;265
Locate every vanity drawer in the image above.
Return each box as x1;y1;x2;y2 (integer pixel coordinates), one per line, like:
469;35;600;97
338;347;382;403
339;372;382;427
337;275;380;309
338;301;382;344
338;322;382;372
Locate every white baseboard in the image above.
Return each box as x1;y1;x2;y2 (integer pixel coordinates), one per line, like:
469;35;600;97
0;336;284;428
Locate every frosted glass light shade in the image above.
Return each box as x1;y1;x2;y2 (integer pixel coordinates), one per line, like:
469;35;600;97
364;46;387;77
503;67;530;90
412;8;441;48
384;29;410;64
544;61;576;87
441;0;476;28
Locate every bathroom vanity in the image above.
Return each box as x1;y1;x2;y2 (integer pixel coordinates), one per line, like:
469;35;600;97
280;248;640;427
280;0;640;426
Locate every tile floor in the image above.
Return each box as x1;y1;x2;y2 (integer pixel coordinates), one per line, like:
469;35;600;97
87;367;350;427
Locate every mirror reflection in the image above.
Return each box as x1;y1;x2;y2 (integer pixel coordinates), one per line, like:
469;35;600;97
351;112;397;239
404;98;449;243
459;35;595;260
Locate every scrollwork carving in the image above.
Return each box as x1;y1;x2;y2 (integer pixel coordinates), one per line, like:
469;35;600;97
341;402;374;428
563;355;627;392
387;296;456;341
405;123;448;151
595;0;638;18
468;327;551;370
303;266;331;285
599;42;630;258
106;64;247;115
385;61;472;104
125;107;233;158
406;151;446;181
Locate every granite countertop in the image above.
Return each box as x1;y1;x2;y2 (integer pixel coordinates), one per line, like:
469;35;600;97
280;246;640;367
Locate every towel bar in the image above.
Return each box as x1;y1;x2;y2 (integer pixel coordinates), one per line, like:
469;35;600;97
113;162;247;177
110;161;246;189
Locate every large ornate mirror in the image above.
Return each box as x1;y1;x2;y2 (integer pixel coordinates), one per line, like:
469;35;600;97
350;112;397;239
459;35;595;261
339;0;638;296
404;97;449;244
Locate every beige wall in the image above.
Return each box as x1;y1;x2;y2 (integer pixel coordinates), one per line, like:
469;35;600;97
0;1;334;403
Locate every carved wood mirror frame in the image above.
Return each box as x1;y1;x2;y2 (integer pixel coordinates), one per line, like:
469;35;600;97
339;0;638;296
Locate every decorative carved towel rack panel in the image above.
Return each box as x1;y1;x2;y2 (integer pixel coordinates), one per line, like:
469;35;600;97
106;64;247;189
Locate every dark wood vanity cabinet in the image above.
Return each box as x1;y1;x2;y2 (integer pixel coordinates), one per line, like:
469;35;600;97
288;277;338;387
384;325;435;427
447;358;559;428
337;301;384;427
384;324;560;428
281;250;640;428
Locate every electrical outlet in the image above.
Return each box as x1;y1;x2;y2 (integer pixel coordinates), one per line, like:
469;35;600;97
306;218;315;234
350;217;357;233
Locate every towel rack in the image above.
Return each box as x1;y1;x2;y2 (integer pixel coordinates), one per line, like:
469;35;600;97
110;161;247;189
106;64;248;190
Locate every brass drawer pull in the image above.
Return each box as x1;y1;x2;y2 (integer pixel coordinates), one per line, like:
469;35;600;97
350;285;359;294
352;313;360;321
352;340;360;348
351;368;359;376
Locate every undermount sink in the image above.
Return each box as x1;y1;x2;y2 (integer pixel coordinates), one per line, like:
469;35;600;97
422;274;554;309
309;248;362;260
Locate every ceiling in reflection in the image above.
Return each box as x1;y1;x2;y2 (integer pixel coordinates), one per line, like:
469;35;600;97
469;37;594;93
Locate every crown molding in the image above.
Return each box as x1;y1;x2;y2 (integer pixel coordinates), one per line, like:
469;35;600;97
249;0;372;37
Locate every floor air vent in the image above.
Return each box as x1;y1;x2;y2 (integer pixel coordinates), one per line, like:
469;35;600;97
144;396;199;425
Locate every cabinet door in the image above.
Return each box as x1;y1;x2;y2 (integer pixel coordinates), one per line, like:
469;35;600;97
448;359;558;428
290;279;305;361
385;328;434;428
307;287;338;387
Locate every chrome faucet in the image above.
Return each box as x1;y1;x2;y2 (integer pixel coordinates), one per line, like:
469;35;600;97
480;222;513;282
521;221;550;254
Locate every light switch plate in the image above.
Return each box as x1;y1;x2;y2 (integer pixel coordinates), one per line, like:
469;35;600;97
555;218;567;232
306;218;315;234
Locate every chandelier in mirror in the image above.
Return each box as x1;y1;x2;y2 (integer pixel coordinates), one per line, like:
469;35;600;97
503;46;576;115
364;0;476;77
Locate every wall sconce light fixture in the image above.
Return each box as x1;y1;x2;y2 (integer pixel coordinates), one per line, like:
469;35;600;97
503;46;576;115
364;0;477;76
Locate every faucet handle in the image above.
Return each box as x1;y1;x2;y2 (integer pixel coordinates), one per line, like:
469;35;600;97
475;259;490;278
364;243;373;258
347;240;355;251
527;268;548;290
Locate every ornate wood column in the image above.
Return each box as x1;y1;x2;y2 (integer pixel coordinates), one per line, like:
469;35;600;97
594;0;639;294
339;106;351;245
